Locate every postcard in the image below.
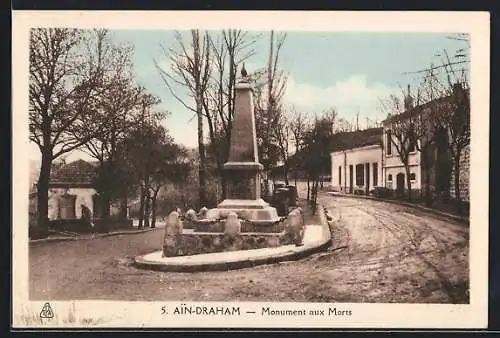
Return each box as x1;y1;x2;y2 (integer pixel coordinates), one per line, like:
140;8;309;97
12;10;489;329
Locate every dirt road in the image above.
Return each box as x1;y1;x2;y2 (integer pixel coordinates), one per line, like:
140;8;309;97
320;194;469;303
29;193;469;303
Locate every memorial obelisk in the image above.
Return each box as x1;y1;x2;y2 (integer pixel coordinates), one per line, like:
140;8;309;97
214;65;280;225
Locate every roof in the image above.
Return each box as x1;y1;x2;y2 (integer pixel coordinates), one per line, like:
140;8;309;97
328;127;383;152
49;159;98;188
382;87;469;125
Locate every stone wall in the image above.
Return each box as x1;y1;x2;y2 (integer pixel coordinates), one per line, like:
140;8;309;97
187;219;285;233
162;207;304;257
450;144;470;202
163;232;295;257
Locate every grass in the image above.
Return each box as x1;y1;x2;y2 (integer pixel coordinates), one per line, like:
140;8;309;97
14;305;107;327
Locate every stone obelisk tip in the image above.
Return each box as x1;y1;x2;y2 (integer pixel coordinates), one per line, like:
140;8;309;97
241;63;248;78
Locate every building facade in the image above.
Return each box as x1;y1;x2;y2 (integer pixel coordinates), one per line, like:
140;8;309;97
47;159;100;220
29;159;123;221
331;144;383;194
329;89;469;204
380;85;469;202
329;127;384;194
381;126;422;193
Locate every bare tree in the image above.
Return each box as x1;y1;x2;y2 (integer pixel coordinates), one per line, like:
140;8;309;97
29;28;116;232
288;107;310;185
271;109;292;185
333;117;355;133
255;31;288;192
379;86;424;202
156;29;212;208
203;30;259;199
410;37;470;208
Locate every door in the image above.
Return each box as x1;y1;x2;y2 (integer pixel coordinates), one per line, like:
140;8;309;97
396;173;405;197
349;165;353;194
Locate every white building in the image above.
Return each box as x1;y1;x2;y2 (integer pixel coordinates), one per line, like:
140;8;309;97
329;85;469;204
29;159;123;221
46;159;100;220
329;126;422;196
331;144;383;194
330;127;384;195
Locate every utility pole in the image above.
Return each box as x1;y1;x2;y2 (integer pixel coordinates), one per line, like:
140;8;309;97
356;110;360;131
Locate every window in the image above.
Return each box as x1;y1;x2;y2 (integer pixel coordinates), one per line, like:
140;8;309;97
373;163;378;187
355;164;364;186
386;130;392;155
338;166;342;186
388;174;393;181
410;173;416;181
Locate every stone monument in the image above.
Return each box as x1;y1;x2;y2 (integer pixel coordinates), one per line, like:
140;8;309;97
208;65;280;227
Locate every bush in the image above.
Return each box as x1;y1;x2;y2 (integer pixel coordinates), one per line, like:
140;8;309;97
370;187;394;199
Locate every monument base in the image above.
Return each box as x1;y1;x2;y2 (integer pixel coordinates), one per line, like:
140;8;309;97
206;198;280;226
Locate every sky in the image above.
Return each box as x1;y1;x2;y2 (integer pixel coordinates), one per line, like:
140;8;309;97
28;30;468;163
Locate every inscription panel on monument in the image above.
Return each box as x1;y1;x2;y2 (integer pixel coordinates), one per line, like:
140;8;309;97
227;175;255;200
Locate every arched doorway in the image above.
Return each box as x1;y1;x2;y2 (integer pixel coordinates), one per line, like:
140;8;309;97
396;173;405;197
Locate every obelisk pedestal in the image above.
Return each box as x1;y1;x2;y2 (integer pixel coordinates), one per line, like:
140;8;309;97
213;74;280;226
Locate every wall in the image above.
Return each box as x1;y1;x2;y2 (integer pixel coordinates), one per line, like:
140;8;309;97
47;187;97;220
69;187;96;218
331;145;383;193
163;232;291;257
382;127;422;190
384;165;421;190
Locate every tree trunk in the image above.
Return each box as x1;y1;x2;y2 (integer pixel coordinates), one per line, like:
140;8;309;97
138;184;145;228
120;196;128;219
311;177;319;214
283;162;289;185
101;191;111;220
144;182;151;228
404;164;412;202
197;111;207;208
36;151;52;235
306;178;310;201
151;189;159;228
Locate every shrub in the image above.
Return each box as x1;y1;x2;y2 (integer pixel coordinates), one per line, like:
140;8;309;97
370;187;394;199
